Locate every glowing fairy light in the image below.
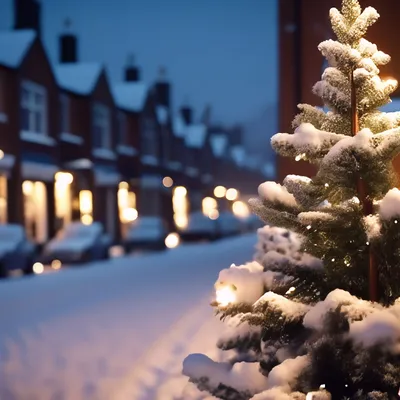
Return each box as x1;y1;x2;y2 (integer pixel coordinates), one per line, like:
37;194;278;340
366;241;370;246
295;155;302;162
331;258;335;262
324;183;329;188
33;262;44;274
395;220;398;224
352;196;360;204
319;384;326;389
285;286;296;295
306;225;312;230
165;232;180;249
216;285;237;306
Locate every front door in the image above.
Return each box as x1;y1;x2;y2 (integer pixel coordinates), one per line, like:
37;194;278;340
22;180;48;244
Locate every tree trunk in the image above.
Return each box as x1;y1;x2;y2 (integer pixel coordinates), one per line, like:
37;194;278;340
350;71;378;302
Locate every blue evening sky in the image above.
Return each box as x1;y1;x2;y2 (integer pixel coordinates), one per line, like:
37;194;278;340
0;0;277;125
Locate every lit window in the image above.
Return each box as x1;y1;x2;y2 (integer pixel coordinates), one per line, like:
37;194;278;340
79;190;93;225
20;80;47;134
60;93;70;133
92;102;111;149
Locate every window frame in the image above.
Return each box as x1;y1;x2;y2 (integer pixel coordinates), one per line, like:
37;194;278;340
92;102;111;150
20;80;48;135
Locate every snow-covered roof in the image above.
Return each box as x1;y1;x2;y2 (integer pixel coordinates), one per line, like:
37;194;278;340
0;29;36;68
380;98;400;113
111;81;148;112
173;114;187;138
210;133;228;157
54;63;103;95
156;105;169;125
231;145;246;166
184;124;207;148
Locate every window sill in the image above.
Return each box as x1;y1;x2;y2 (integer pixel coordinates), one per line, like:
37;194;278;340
0;113;8;124
60;132;84;145
92;148;117;160
20;130;56;146
117;145;138;157
141;155;159;166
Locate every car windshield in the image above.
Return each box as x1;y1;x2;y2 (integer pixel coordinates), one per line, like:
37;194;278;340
0;225;24;242
60;222;101;239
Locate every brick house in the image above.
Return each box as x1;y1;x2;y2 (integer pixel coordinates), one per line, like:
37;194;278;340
54;28;120;240
278;0;400;182
0;29;60;245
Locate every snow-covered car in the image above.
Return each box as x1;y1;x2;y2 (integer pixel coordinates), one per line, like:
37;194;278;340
216;211;243;237
0;224;37;278
178;211;218;242
41;222;111;265
124;217;168;252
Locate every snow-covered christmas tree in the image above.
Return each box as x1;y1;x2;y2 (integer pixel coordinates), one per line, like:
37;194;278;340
183;0;400;398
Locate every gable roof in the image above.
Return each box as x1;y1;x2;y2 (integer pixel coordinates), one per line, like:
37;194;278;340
0;29;36;68
184;124;207;148
54;62;103;95
111;81;148;112
210;133;228;158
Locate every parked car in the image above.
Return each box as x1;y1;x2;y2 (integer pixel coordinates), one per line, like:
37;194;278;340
0;224;37;278
178;211;218;242
40;222;111;265
216;211;243;237
124;217;168;252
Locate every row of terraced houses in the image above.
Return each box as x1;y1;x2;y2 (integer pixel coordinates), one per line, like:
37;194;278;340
0;0;271;245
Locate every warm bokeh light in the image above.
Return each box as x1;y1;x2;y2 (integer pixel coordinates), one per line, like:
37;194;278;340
51;259;62;270
119;181;129;190
122;207;138;222
216;286;236;306
165;232;180;249
55;172;73;185
226;188;239;201
81;214;93;225
208;209;219;220
162;176;173;188
232;200;250;218
33;262;44;274
0;149;5;160
202;196;218;216
173;186;189;228
79;190;93;214
174;186;187;196
22;180;34;195
214;186;226;198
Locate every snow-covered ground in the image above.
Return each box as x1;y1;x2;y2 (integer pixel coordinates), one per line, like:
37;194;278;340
0;234;256;400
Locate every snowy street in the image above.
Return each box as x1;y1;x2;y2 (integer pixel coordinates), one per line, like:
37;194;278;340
0;234;256;400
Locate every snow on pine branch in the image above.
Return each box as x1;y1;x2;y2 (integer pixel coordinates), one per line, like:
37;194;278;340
330;2;379;46
363;214;381;240
216;261;283;305
271;123;346;161
379;188;400;220
258;182;298;209
303;289;382;332
183;354;268;395
253;292;311;321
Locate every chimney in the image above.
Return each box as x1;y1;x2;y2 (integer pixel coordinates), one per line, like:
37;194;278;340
59;18;78;63
14;0;41;36
155;66;170;108
124;54;140;82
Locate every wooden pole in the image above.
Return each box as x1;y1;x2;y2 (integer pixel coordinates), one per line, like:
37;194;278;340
350;71;378;301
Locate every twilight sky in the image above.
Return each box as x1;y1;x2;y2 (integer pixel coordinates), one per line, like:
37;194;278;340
0;0;277;126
